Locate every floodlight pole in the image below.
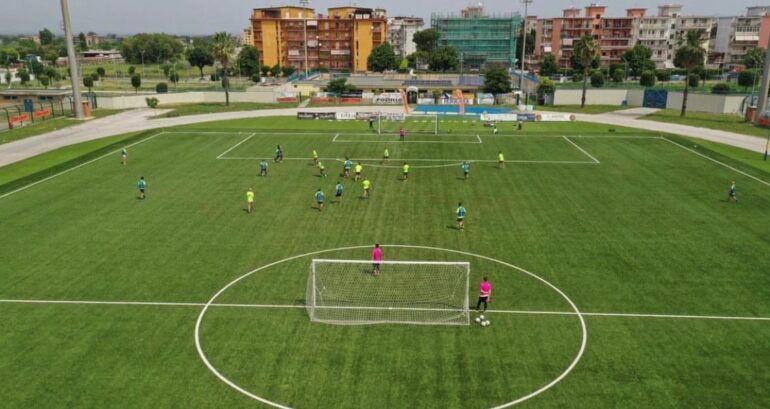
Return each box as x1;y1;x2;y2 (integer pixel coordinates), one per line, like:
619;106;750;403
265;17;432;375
519;0;533;92
301;0;309;77
61;0;84;119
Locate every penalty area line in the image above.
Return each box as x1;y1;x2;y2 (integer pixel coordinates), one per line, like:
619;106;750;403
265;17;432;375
215;132;256;159
562;136;600;164
1;299;768;322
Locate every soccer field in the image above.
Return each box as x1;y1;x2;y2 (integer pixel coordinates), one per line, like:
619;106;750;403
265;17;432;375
1;117;769;409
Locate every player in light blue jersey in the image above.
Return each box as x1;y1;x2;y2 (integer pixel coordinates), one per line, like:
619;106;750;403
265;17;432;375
137;177;146;200
315;188;325;211
334;181;344;203
456;202;466;230
462;161;470;180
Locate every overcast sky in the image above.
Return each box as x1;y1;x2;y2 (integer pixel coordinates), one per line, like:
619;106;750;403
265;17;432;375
0;0;764;35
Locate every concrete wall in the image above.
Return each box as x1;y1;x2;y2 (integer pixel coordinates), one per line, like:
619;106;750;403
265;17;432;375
665;92;747;115
98;90;280;109
552;89;630;106
550;88;747;115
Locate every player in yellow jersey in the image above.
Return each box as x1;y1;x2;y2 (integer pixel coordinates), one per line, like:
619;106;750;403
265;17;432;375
354;162;364;181
498;151;505;169
402;162;410;181
383;147;390;163
312;149;319;164
246;188;255;214
318;161;327;178
362;178;372;199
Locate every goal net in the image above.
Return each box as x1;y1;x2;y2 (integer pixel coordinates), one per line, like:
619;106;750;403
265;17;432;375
306;259;470;326
378;113;439;135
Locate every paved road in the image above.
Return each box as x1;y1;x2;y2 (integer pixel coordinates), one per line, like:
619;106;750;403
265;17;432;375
0;106;766;167
579;108;767;153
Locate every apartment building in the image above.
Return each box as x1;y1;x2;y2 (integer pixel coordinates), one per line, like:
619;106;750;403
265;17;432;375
533;4;740;69
431;5;522;68
715;7;770;64
246;6;387;72
535;5;635;68
387;17;424;57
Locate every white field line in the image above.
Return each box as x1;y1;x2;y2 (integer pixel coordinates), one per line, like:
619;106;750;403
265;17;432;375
215;132;256;159
333;138;483;144
163;130;666;140
332;133;339;142
663;137;770;187
1;298;768;322
219;157;595;164
562;136;600;164
0;131;165;200
477;134;483;143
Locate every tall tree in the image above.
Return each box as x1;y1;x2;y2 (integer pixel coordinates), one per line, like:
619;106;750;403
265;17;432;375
325;77;355;94
39;28;54;46
412;29;441;54
130;74;142;93
674;30;706;117
429;46;460;72
367;42;397;72
482;65;512;94
539;54;559;77
78;32;88;51
573;35;600;108
743;47;766;69
236;45;260;77
119;33;185;65
516;29;536;63
211;32;237;106
621;45;655;77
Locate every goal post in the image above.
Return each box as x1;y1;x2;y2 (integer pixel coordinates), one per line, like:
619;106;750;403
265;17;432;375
377;113;439;135
306;259;470;326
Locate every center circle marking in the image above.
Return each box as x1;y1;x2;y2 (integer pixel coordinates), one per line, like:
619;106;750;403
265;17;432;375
194;244;588;409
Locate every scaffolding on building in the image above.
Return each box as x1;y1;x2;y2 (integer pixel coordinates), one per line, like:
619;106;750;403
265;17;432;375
431;12;523;68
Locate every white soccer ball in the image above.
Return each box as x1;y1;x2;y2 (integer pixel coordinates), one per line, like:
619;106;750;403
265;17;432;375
484;320;491;326
479;314;485;320
475;317;481;323
481;321;488;327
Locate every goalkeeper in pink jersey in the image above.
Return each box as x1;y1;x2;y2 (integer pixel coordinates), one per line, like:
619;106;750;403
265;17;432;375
372;244;382;277
476;277;492;312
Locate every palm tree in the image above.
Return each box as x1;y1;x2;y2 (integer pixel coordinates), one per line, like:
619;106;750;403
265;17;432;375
674;30;706;117
573;35;600;108
212;32;237;106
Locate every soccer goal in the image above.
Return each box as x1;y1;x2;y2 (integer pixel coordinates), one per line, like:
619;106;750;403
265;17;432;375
306;259;470;326
378;113;439;135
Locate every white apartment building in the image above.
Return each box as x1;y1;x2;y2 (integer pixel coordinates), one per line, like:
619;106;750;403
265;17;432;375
387;16;424;57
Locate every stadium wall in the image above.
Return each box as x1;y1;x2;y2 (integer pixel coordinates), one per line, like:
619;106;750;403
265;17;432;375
97;91;279;109
550;89;746;114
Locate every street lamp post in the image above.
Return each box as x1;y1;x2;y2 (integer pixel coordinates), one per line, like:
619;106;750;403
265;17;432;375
60;0;84;119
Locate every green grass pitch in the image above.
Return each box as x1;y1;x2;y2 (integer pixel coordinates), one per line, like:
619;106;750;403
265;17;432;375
1;117;769;408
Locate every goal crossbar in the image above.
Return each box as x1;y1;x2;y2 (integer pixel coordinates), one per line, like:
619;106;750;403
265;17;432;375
306;258;470;326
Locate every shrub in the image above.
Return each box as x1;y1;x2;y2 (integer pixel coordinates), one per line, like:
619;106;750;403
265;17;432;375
655;69;671;82
688;74;699;87
612;68;624;83
145;97;159;108
711;83;731;94
590;70;604;87
738;70;757;88
640;70;656;87
572;73;583;82
96;67;106;79
156;82;168;93
90;72;100;81
128;66;136;75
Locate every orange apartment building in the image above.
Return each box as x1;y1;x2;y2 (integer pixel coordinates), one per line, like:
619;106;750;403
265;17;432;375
534;4;636;68
247;6;387;72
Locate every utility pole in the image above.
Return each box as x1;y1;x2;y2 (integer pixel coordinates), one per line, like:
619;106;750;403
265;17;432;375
519;0;533;92
757;48;770;116
300;0;309;77
61;0;84;119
